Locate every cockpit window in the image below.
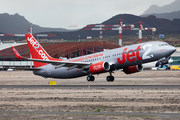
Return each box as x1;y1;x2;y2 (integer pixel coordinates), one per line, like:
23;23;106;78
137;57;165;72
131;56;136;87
159;44;169;46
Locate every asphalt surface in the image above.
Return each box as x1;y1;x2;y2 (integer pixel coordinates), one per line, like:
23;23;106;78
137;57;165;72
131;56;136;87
0;85;180;89
0;111;179;116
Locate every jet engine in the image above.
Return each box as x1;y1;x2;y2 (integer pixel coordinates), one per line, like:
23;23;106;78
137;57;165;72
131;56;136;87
155;56;173;68
89;61;110;74
123;64;143;74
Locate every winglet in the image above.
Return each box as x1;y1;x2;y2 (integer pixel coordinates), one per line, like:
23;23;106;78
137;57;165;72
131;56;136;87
12;46;24;60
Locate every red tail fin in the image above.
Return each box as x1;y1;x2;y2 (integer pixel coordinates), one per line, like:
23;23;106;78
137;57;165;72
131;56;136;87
25;33;53;68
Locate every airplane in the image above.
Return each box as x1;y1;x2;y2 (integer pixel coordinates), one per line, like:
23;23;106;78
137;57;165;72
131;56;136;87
12;33;176;82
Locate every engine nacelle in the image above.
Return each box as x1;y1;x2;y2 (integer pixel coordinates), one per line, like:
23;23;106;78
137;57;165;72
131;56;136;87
89;61;110;74
123;64;143;74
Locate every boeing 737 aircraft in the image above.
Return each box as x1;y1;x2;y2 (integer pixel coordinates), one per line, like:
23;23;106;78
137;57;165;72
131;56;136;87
12;33;176;82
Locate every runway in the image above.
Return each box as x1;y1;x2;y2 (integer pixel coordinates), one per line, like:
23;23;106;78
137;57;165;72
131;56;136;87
0;85;180;89
0;111;180;117
0;71;180;119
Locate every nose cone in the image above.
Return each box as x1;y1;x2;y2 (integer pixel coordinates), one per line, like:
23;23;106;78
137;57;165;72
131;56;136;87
162;45;176;59
169;46;176;54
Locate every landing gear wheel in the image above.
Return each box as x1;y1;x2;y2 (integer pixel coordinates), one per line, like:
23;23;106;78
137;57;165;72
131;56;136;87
106;76;114;82
106;76;111;82
91;76;95;81
87;76;95;82
87;76;91;81
110;76;114;82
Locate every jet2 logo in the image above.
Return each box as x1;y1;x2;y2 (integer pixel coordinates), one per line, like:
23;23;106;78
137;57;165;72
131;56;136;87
117;44;153;64
27;37;49;60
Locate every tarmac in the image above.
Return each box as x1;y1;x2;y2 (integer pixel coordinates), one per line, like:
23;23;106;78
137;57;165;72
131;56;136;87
0;85;180;89
0;70;180;120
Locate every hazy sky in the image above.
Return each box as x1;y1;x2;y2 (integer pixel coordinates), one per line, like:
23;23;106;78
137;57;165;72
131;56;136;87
0;0;175;29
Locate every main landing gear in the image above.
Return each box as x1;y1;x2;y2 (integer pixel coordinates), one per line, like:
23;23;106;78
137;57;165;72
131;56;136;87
87;72;115;82
87;75;95;82
106;71;114;82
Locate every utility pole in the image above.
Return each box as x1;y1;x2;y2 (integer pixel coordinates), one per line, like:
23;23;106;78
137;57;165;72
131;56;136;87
29;23;33;34
29;23;33;68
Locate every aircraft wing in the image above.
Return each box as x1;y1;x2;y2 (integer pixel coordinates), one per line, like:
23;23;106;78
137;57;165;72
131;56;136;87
12;46;91;69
